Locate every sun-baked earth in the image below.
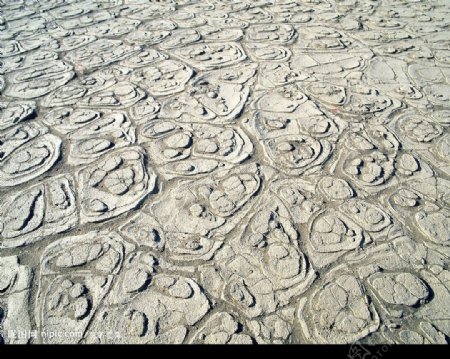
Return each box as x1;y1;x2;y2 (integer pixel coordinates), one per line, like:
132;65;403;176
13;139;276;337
0;0;449;345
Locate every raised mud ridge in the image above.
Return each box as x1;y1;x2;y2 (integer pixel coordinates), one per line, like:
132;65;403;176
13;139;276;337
0;0;449;345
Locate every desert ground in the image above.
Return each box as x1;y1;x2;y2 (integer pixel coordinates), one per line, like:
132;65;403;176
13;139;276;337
0;0;449;345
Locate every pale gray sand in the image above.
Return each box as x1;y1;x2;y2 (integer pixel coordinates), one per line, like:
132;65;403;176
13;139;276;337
0;0;449;344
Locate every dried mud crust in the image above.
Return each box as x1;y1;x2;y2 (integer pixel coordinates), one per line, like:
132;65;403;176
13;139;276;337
0;0;449;345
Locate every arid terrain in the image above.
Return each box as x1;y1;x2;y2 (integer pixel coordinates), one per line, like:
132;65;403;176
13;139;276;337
0;0;449;344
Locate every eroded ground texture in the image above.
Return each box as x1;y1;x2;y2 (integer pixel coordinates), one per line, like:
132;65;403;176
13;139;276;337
0;0;449;345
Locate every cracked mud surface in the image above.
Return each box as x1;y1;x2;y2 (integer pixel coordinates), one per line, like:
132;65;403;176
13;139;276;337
0;0;449;345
